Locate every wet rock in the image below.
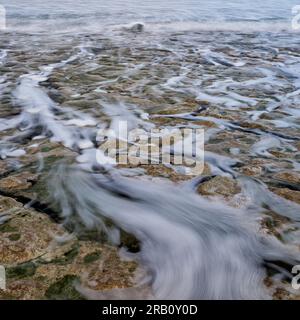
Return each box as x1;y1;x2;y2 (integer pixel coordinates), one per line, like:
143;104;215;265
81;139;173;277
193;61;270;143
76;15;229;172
274;172;300;185
8;233;21;241
0;196;137;300
128;23;145;33
83;251;102;264
120;231;140;253
270;188;300;205
269;150;289;159
240;165;263;176
193;120;217;128
7;262;37;280
143;164;192;182
0;161;8;175
151;116;184;126
239;121;268;130
0;203;62;265
138;163;210;182
0;196;22;213
273;287;300;300
45;275;84;300
205;112;236;121
260;209;290;242
197;176;241;198
0;172;38;191
260;217;283;241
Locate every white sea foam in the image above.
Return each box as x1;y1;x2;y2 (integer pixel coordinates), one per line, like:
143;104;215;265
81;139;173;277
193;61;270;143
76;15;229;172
48;164;300;299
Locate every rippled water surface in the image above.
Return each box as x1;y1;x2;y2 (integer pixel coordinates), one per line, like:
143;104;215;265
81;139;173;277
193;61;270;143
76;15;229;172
2;0;300;32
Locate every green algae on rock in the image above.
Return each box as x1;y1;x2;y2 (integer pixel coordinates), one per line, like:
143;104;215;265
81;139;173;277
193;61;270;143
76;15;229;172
0;195;137;300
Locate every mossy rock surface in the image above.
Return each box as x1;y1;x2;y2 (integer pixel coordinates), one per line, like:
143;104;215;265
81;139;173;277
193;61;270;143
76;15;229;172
45;275;85;300
49;246;79;265
8;233;21;241
0;224;18;233
6;262;37;280
83;251;102;264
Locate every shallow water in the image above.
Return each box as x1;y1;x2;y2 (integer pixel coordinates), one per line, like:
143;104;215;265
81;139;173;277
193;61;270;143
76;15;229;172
0;1;300;299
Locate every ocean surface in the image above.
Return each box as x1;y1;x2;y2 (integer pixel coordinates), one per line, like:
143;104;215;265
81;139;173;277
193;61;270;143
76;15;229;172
1;0;300;33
